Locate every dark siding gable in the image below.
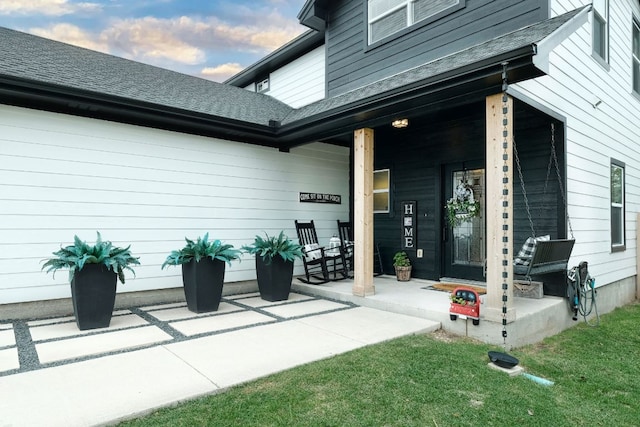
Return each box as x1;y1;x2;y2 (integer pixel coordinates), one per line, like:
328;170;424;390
326;0;549;97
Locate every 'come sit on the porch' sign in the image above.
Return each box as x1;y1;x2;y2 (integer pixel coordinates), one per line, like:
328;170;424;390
299;192;342;204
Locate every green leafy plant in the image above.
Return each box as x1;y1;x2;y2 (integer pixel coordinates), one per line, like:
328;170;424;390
445;182;481;227
42;232;140;284
450;294;474;306
161;233;241;269
393;251;411;267
242;231;303;264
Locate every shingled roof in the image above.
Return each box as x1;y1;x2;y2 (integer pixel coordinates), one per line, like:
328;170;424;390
0;6;589;149
0;26;293;126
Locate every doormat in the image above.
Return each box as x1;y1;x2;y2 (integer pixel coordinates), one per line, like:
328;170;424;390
424;283;487;294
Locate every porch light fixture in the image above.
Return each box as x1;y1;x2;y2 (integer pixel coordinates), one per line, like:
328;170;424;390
392;118;409;128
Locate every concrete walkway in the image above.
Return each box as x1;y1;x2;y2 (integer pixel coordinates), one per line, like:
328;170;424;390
0;291;439;427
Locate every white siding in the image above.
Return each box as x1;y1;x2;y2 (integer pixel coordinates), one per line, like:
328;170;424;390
0;105;349;304
512;0;640;287
267;45;326;108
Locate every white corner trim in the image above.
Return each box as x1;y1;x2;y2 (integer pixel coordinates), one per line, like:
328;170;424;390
533;6;592;73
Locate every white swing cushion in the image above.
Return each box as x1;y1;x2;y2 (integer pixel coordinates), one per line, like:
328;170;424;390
514;235;550;266
303;243;322;261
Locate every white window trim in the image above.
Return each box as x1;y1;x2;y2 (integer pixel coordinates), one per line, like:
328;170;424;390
592;0;610;66
367;0;462;45
256;77;270;93
633;19;640;95
611;160;625;251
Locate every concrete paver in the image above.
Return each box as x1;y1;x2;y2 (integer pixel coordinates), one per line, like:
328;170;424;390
36;325;174;364
169;309;275;336
261;298;350;318
0;347;19;372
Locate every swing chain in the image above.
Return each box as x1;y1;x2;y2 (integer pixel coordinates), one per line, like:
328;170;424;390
546;123;574;239
513;139;536;238
501;63;510;344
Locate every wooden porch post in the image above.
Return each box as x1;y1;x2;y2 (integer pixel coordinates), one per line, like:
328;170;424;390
353;128;375;296
485;94;515;322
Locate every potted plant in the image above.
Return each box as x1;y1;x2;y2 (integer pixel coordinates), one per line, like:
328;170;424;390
162;233;240;313
393;251;412;282
445;181;481;227
42;232;139;330
242;231;303;301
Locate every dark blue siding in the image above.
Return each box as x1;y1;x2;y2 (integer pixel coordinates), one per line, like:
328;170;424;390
326;0;549;97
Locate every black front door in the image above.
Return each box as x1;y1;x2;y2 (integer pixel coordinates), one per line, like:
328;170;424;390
442;163;485;281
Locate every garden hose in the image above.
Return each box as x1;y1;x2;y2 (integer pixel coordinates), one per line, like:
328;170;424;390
567;262;600;327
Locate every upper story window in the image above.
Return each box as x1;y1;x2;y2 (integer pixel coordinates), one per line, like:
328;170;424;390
633;19;640;94
368;0;461;45
593;0;609;64
611;159;625;251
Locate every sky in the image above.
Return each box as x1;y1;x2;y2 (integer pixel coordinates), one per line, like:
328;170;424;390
0;0;308;82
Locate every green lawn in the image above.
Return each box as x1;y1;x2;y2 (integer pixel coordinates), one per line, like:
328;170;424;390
120;302;640;426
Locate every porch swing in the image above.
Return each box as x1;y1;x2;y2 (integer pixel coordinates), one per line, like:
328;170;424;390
512;123;575;282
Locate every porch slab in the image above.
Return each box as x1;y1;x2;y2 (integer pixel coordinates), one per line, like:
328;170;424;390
293;274;574;349
296;306;440;345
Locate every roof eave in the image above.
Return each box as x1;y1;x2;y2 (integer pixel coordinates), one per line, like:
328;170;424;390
0;77;282;148
533;5;591;73
297;0;328;31
225;30;324;88
275;47;539;148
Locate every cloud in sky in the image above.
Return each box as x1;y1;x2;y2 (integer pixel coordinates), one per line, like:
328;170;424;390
0;0;102;16
201;63;245;81
0;0;306;82
30;23;109;53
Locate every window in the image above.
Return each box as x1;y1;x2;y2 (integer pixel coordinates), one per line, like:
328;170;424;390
374;169;390;213
256;77;269;93
593;0;609;63
633;19;640;94
368;0;461;45
611;160;625;250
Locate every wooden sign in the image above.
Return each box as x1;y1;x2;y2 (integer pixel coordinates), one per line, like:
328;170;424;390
402;201;416;249
299;192;342;204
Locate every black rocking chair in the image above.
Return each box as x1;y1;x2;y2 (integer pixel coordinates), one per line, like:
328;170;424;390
336;220;384;276
295;220;349;284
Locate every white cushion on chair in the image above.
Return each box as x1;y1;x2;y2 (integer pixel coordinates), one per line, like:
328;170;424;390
304;243;321;260
514;235;550;266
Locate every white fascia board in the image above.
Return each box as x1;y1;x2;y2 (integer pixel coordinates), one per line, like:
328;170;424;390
533;5;592;73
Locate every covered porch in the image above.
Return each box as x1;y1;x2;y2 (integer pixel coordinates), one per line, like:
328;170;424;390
293;274;575;349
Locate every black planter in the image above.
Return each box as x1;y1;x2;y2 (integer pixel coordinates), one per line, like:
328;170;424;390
256;256;294;302
181;258;226;313
71;263;118;330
